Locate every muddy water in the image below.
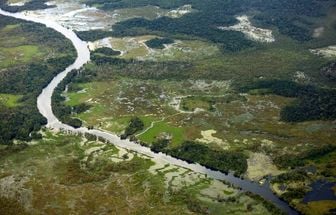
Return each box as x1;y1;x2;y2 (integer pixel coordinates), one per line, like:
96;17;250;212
0;8;297;215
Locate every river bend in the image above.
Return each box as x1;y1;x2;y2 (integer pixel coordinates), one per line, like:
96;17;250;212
0;8;297;215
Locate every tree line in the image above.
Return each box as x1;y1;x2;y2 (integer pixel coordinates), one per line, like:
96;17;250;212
0;15;75;144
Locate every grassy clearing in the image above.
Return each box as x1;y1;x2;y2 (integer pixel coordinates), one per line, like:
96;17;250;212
0;93;22;107
0;23;48;69
138;121;185;146
0;45;42;68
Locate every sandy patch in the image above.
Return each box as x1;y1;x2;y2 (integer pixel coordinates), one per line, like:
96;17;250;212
196;130;230;150
23;1;113;31
7;1;27;6
166;5;193;18
88;37;113;51
310;46;336;58
293;71;310;84
313;27;325;38
219;15;275;43
246;152;284;181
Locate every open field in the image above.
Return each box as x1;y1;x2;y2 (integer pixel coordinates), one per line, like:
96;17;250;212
0;93;22;107
0;23;47;68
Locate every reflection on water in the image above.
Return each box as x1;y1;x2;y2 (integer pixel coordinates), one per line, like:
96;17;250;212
303;180;336;203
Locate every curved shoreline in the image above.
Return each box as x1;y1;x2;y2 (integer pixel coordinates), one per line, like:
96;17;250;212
0;8;297;215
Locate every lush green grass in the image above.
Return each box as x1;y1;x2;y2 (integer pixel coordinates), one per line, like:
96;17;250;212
0;45;42;68
139;121;185;146
0;93;22;107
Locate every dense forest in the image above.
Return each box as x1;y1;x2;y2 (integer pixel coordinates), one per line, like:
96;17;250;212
0;15;75;144
145;37;174;49
164;141;248;175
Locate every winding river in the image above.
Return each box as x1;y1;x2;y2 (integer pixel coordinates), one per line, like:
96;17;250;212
0;8;298;215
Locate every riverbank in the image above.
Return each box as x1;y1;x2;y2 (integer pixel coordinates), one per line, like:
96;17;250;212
0;8;297;215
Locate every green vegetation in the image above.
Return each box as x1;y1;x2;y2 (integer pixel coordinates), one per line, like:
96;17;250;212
81;0;335;51
52;71;83;128
168;141;248;175
121;117;144;139
145;37;174;49
0;15;76;144
91;47;121;56
0;131;275;214
274;144;336;169
7;0;333;213
242;80;336;122
139;121;185;146
0;93;22;107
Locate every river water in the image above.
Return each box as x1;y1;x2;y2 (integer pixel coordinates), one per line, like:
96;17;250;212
0;8;298;215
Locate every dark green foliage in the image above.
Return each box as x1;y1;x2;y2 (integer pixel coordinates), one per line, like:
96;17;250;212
255;15;312;41
245;192;285;215
251;0;327;41
90;55;192;80
91;55;128;65
121;117;144;139
281;188;306;202
64;118;82;128
111;16;254;52
92;47;121;56
84;133;97;141
168;141;248;175
321;62;336;81
0;15;75;144
52;70;84;129
76;30;113;42
274;144;336;168
145;37;174;49
150;139;169;152
73;103;91;114
81;0;332;48
272;171;307;183
242;80;336;122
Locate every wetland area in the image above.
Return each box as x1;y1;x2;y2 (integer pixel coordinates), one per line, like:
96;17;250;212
1;0;336;214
